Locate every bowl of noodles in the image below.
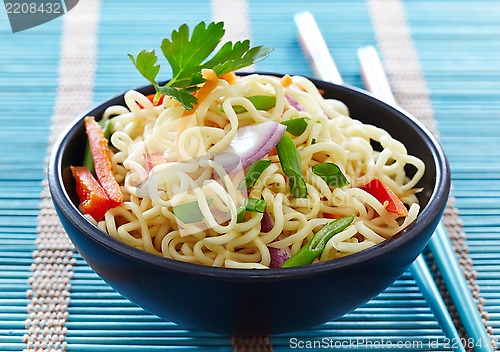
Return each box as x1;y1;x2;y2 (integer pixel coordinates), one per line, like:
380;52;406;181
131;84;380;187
48;72;450;335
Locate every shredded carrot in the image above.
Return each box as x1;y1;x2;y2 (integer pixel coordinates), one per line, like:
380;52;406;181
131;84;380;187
193;69;219;108
281;74;293;88
177;69;220;159
323;213;341;220
220;71;236;84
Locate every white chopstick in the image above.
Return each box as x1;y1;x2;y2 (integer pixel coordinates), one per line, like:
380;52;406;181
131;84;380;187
357;46;396;105
358;46;493;351
294;11;343;84
294;11;465;352
357;44;493;352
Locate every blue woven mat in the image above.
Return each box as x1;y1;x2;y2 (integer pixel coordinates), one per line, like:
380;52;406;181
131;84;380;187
1;0;500;351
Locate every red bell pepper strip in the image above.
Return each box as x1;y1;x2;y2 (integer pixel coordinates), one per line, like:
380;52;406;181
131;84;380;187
85;116;123;207
360;178;409;217
71;166;111;221
138;94;165;109
144;153;167;172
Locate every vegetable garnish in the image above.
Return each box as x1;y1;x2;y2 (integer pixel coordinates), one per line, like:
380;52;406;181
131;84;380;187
244;198;267;213
128;21;273;110
175;198;265;224
360;179;409;217
144;153;167;172
70;166;111;221
285;95;305;112
235;198;267;223
311;162;349;188
276;133;307;198
235;205;246;223
281;215;354;268
138;93;165;109
84;116;123;207
281;117;309;136
221;95;277;114
214;121;286;171
82;117;112;173
172;199;212;224
269;246;291;268
238;160;271;190
260;211;274;232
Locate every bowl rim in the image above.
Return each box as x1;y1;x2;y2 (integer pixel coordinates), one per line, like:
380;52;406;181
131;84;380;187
48;73;451;282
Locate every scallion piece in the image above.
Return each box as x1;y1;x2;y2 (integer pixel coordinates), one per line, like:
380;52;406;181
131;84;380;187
244;198;267;213
238;160;271;190
311;162;349;188
276;134;307;198
229;199;267;223
236;205;246;223
221;95;276;114
281;118;309;136
172;199;212;224
282;215;354;268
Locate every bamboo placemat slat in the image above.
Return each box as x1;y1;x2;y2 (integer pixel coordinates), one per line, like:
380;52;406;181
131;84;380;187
1;0;500;351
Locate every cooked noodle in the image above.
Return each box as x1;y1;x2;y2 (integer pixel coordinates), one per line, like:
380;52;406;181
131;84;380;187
88;73;425;269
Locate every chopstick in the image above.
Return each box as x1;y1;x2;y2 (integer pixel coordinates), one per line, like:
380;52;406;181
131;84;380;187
293;11;466;352
294;12;342;84
357;44;494;352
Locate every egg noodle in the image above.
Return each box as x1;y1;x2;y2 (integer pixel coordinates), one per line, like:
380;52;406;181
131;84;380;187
85;73;425;269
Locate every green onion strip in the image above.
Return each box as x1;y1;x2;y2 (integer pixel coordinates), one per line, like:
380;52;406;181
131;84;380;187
276;133;307;198
282;215;354;268
238;160;271;190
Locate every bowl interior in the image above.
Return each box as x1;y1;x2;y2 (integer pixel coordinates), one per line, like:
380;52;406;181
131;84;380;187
53;74;449;278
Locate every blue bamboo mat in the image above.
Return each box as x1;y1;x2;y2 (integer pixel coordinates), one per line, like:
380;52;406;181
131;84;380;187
1;0;500;351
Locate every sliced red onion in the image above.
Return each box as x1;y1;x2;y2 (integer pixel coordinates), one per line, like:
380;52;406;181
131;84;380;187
261;211;274;233
214;121;286;171
286;95;305;112
269;246;291;268
264;213;290;268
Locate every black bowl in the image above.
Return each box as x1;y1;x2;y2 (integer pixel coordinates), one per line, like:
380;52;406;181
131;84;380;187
48;74;450;336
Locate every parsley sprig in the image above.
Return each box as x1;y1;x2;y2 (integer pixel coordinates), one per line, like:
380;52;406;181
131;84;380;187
128;21;273;110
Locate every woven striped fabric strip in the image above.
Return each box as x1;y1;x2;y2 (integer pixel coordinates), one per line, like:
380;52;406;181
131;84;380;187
24;1;101;351
1;0;500;351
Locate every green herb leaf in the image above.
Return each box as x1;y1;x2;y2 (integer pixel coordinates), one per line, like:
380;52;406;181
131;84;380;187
161;22;225;89
311;162;350;188
129;21;274;110
158;85;198;111
208;41;273;76
128;50;160;88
